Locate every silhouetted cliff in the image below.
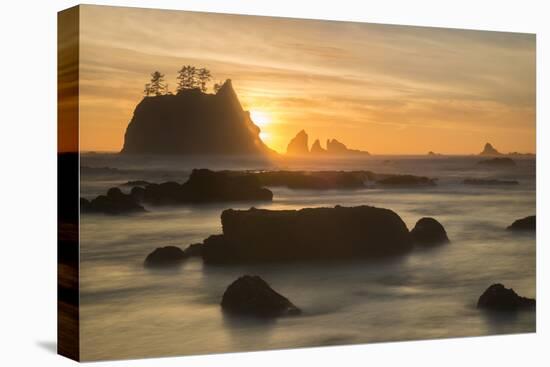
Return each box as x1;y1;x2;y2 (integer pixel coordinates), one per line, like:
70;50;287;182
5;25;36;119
479;143;502;156
121;80;274;156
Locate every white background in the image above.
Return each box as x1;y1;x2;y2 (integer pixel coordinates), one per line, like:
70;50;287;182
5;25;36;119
0;0;548;365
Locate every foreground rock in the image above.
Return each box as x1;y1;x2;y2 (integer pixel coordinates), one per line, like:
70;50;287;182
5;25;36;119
410;217;449;245
138;169;272;204
477;284;535;311
463;178;518;186
202;205;413;264
81;188;145;215
477;157;516;167
507;215;536;231
221;275;301;317
144;243;203;267
376;174;436;186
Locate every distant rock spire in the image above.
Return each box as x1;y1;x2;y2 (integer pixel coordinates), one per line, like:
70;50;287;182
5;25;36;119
311;139;326;154
479;142;503;156
286;130;309;155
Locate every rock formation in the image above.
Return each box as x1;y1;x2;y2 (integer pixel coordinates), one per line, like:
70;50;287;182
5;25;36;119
144;244;202;267
507;215;536;231
137;169;273;204
285;130;369;156
254;170;374;190
479;143;503;156
286;130;309;155
221;275;301;317
310;139;326;154
410;217;449;245
201;205;413;264
121;80;274;157
81;187;146;215
376;175;436;186
477;283;535;311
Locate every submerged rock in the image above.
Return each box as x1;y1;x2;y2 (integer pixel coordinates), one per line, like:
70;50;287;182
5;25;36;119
376;174;436;186
221;275;301;317
144;243;203;267
463;178;518;186
477;157;516;167
140;169;273;204
81;188;145;215
477;283;535;311
202;205;413;264
410;217;449;245
144;246;187;267
507;215;536;231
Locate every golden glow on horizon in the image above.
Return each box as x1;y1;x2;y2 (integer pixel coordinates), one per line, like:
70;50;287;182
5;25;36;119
77;5;536;155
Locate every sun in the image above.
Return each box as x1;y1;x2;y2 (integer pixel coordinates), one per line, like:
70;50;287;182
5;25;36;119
250;110;271;127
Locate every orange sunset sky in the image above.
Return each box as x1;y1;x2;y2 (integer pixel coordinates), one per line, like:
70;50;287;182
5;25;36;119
77;5;536;155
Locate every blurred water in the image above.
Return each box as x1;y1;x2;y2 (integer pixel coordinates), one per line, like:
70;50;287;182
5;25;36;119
79;154;535;361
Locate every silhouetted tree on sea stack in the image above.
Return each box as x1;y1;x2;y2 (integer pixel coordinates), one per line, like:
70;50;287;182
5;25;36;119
176;65;213;93
145;71;167;96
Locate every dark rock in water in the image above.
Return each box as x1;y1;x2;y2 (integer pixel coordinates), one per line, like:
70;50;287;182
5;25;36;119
221;275;301;317
121;180;151;187
477;157;516;167
140;169;272;204
477;283;535;311
254;170;373;190
376;174;436;186
144;243;203;267
202;205;413;264
410;217;449;245
286;130;309;155
479;142;503;156
463;178;519;186
144;246;187;267
121;80;275;157
81;187;145;215
183;243;203;257
507;215;535;231
310;139;326;154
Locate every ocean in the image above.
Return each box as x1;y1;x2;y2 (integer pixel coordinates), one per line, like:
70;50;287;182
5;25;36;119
78;154;536;361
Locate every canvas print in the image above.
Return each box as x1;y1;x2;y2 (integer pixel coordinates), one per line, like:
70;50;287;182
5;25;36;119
58;4;536;362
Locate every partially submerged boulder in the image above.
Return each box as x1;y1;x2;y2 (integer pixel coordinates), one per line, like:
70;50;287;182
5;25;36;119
202;205;413;264
477;284;535;311
507;215;536;231
144;246;187;267
144;243;203;267
410;217;449;245
221;275;301;317
81;188;145;215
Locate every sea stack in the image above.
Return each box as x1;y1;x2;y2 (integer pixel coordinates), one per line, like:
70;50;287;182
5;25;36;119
479;142;503;156
120;80;274;156
310;139;326;154
286;130;309;155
